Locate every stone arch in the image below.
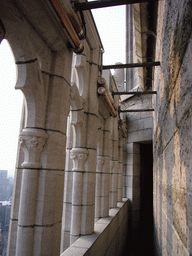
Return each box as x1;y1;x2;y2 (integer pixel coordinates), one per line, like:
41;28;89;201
1;9;48;256
71;50;89;101
1;16;46;129
70;82;85;147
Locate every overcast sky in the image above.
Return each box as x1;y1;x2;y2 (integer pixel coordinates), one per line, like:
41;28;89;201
91;5;125;65
0;40;23;177
0;5;125;177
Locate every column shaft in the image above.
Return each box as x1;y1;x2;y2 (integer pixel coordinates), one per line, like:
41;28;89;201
16;169;38;256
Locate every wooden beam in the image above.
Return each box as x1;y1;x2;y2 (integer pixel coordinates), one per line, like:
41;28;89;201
103;61;160;70
75;0;155;11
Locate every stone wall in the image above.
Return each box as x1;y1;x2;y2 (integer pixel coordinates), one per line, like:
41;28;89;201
153;0;192;255
122;93;153;243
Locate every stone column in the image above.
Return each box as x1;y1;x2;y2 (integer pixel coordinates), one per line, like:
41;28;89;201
7;103;25;256
15;128;48;256
70;148;88;244
60;117;73;252
32;50;72;256
100;117;112;217
110;161;118;208
117;135;124;202
110;117;119;208
95;156;105;222
123;140;127;198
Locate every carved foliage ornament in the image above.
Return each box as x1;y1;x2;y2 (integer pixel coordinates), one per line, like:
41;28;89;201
96;156;105;173
70;148;88;171
19;128;48;168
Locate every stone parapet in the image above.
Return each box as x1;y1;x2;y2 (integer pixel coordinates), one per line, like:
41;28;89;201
61;199;129;256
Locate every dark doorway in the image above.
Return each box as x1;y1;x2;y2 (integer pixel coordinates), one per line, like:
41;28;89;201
140;143;154;255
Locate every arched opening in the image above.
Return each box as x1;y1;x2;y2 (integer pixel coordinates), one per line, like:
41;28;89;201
0;39;23;255
0;39;23;178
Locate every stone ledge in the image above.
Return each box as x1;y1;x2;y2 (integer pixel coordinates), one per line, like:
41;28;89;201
61;198;129;256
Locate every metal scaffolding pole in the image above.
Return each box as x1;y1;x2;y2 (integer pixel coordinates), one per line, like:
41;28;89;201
75;0;155;11
119;109;154;112
103;61;160;70
113;91;157;95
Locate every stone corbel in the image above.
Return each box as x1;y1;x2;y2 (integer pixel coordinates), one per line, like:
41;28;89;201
74;53;88;100
96;156;105;173
70;148;88;171
19;128;48;168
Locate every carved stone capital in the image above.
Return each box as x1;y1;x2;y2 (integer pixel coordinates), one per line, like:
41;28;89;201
70;148;88;171
19;128;48;168
96;156;105;173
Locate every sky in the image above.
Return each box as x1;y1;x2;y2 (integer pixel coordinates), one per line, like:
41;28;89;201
0;40;23;177
91;5;125;65
0;4;125;178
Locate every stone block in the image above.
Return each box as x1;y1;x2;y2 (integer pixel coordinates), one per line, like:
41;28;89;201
127;129;152;143
126;153;134;165
35;170;64;225
127;120;138;132
72;232;99;249
63;171;73;203
70;205;82;236
41;131;66;169
46;79;70;133
100;197;109;217
126;187;133;199
125;164;133;176
125;175;133;187
103;131;111;157
88;69;99;114
82;172;96;205
61;246;88;256
7;220;17;256
34;222;61;256
19;169;39;226
11;169;22;219
85;149;97;174
65;150;73;171
60;231;70;253
81;204;95;234
112;140;119;161
16;227;34;255
62;202;72;231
